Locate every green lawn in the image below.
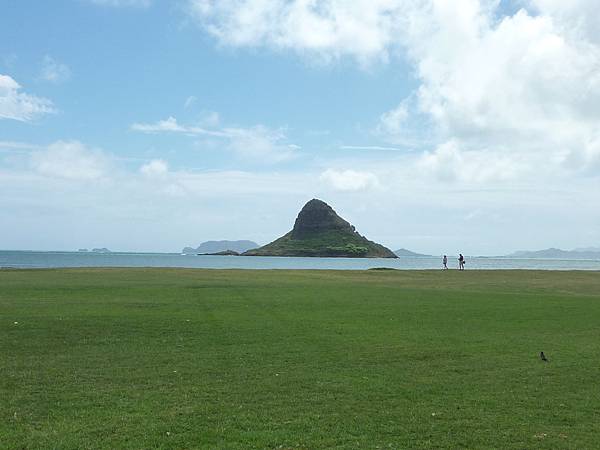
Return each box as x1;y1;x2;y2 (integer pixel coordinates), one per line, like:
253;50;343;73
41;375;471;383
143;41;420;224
2;268;600;449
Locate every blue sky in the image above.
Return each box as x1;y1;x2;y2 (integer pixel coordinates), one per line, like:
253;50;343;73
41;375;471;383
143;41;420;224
1;1;411;163
1;0;599;254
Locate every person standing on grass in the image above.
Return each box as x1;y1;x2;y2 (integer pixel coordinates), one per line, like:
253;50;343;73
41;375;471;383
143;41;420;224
458;253;465;270
443;255;448;270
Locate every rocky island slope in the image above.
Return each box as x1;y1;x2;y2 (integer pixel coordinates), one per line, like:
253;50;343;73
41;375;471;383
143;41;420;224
243;199;397;258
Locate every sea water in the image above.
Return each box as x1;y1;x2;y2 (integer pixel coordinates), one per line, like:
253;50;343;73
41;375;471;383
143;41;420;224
1;251;600;270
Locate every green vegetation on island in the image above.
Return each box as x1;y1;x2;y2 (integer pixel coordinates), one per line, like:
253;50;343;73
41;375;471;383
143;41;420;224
243;199;397;258
2;268;600;448
205;250;240;256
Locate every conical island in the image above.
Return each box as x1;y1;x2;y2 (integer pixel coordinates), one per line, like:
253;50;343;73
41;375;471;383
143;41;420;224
243;199;397;258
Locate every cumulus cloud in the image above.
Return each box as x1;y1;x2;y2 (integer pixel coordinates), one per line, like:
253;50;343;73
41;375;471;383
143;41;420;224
320;168;380;191
187;0;600;180
186;0;406;65
40;56;71;83
132;116;299;162
386;1;600;178
529;0;600;44
0;74;55;121
402;5;600;143
418;140;529;183
140;159;169;177
30;140;109;180
378;101;408;137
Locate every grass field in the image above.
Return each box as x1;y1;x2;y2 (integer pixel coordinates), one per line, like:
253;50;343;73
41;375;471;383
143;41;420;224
2;268;600;449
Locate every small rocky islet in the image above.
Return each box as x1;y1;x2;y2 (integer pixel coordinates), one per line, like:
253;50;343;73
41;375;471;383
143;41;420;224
243;199;397;258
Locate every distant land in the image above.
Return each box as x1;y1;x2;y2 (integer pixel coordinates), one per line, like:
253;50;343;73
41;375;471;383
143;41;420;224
394;248;431;257
205;250;241;256
78;248;111;253
182;240;259;255
505;247;600;259
243;199;397;258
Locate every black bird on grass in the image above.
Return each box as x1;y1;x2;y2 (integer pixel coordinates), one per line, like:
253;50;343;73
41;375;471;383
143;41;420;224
540;351;548;362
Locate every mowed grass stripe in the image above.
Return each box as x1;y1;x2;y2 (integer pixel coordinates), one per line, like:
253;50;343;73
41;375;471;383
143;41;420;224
1;269;600;449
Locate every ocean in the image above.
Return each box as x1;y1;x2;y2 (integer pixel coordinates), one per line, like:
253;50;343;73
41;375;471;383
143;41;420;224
1;251;600;270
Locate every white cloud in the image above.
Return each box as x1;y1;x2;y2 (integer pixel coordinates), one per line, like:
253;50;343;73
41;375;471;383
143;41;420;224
224;125;299;162
131;116;225;136
188;1;600;180
140;159;169;177
132;116;186;133
184;96;197;108
375;98;428;146
3;138;600;255
0;141;42;151
132;116;299;162
529;0;600;44
0;74;55;121
30;140;109;180
320;168;380;191
402;6;600;137
418;140;527;183
403;2;600;178
0;154;319;252
40;56;71;83
378;101;408;137
186;0;406;66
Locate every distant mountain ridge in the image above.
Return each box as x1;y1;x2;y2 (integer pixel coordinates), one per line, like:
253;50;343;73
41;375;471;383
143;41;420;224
394;248;431;257
243;199;397;258
182;240;259;255
574;247;600;253
506;247;600;259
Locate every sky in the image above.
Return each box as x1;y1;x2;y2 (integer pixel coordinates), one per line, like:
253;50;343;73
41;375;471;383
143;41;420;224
1;0;599;255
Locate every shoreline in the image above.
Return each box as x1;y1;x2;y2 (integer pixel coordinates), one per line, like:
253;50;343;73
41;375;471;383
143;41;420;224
2;266;600;272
